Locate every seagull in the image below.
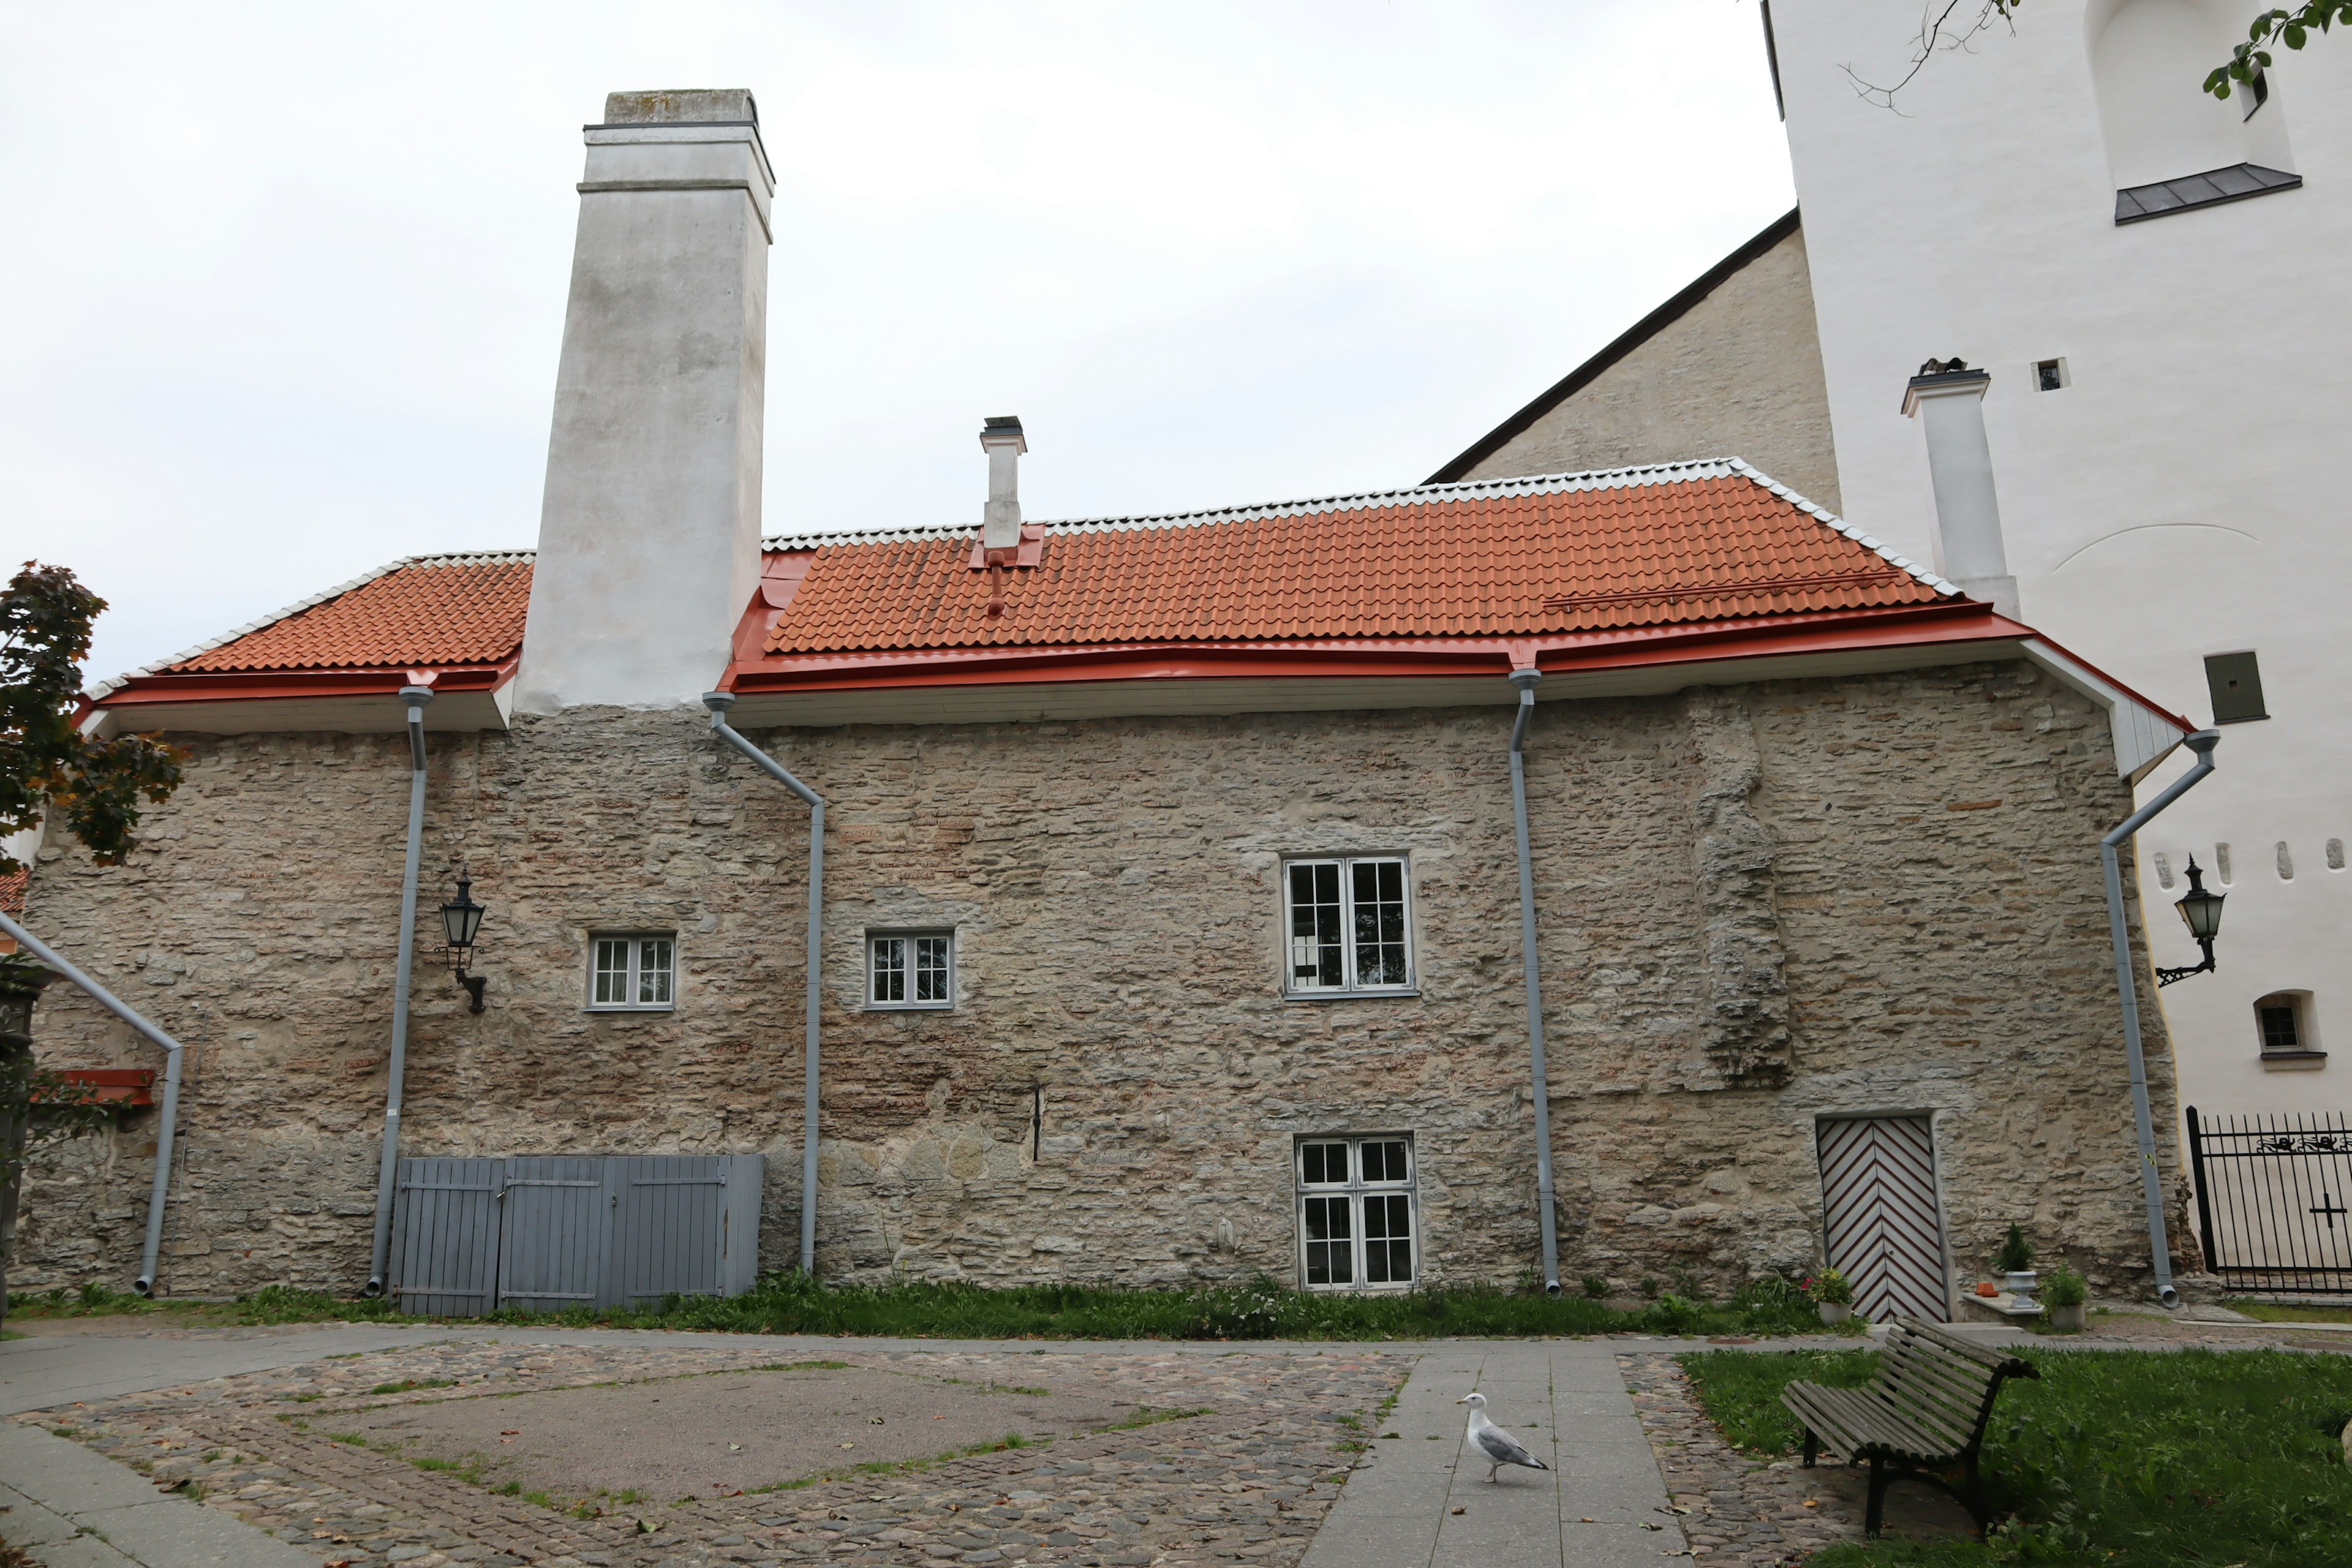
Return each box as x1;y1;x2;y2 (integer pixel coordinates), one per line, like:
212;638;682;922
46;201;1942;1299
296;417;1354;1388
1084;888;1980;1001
1457;1391;1550;1483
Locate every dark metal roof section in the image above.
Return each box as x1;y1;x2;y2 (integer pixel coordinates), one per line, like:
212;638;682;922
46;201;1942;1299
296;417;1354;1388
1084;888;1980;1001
2115;162;2300;224
1425;209;1801;484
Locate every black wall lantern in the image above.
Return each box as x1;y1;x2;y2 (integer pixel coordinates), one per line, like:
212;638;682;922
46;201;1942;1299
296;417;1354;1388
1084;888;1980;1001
438;870;489;1012
2155;855;2225;987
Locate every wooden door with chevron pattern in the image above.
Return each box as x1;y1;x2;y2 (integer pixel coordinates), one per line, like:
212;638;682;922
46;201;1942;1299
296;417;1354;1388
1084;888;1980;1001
1816;1114;1950;1322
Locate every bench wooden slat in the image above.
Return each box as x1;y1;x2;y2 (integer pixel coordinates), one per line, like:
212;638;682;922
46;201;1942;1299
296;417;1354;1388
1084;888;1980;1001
1789;1385;1964;1461
1883;1341;1998;1406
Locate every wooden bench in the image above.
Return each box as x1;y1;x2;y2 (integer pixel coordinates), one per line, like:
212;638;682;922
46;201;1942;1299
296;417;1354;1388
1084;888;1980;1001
1781;1316;2037;1537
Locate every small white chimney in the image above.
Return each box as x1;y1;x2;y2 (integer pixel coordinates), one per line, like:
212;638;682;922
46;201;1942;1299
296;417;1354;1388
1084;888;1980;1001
979;415;1027;551
1901;359;2021;620
515;89;775;713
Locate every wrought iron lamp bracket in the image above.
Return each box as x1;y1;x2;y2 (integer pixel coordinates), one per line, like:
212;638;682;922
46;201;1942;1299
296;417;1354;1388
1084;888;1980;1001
2155;939;2217;987
434;945;488;1012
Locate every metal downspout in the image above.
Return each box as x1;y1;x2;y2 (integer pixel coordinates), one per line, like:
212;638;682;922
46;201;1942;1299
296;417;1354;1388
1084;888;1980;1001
2100;726;2219;1310
363;685;433;1297
0;911;187;1295
703;693;824;1276
1507;669;1562;1295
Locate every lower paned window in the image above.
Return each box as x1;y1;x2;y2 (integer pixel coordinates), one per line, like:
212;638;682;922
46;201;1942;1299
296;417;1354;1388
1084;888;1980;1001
589;934;674;1011
870;931;953;1008
1295;1135;1416;1289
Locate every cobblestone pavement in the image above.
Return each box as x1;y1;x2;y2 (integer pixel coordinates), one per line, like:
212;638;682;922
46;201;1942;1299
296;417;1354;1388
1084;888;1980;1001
17;1340;1411;1568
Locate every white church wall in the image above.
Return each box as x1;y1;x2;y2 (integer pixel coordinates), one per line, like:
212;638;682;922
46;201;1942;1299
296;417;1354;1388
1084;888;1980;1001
1773;0;2352;1134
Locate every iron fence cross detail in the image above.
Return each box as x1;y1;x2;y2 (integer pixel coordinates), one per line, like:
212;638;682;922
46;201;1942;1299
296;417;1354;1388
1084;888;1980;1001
2315;1191;2350;1231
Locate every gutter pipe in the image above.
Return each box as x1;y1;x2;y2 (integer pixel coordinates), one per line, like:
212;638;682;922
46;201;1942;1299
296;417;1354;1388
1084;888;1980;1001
2100;727;2220;1310
703;693;824;1276
0;910;186;1296
1507;669;1563;1295
363;685;433;1297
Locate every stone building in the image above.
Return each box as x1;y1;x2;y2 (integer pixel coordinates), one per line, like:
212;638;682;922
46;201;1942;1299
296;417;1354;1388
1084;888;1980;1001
10;90;2199;1319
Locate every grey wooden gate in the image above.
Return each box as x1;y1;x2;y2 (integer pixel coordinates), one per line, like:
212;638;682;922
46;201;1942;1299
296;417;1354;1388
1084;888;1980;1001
391;1158;502;1316
391;1154;761;1316
1817;1114;1950;1323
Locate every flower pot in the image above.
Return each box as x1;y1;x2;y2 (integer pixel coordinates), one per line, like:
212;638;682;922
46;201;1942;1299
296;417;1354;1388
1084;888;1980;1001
1817;1302;1852;1325
2003;1270;2040;1305
2050;1302;2087;1330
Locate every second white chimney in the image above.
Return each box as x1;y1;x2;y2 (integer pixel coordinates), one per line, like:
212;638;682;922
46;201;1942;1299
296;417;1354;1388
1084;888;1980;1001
1902;359;2020;620
980;415;1027;551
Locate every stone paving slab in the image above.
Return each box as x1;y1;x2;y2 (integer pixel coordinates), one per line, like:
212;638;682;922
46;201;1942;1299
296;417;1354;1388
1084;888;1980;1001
0;1422;318;1568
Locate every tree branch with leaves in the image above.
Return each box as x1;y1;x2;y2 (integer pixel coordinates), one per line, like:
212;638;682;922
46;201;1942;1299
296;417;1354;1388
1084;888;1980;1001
2206;2;2352;96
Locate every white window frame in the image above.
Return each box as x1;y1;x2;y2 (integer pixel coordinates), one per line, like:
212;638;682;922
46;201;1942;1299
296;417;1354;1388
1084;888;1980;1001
1294;1134;1419;1292
867;929;955;1011
1281;854;1415;997
586;932;676;1012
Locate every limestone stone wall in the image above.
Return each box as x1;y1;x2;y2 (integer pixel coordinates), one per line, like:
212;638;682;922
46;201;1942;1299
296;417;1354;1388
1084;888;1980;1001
10;658;2180;1303
1463;224;1844;513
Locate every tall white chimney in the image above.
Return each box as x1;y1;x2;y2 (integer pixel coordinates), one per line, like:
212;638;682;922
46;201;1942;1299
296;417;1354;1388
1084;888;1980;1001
1901;359;2021;620
515;89;775;713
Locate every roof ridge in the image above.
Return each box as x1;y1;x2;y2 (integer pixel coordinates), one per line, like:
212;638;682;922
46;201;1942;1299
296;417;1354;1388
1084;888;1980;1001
763;456;1754;552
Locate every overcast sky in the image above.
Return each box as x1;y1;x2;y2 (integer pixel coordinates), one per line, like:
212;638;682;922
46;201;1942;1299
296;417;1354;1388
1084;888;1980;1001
4;2;1801;683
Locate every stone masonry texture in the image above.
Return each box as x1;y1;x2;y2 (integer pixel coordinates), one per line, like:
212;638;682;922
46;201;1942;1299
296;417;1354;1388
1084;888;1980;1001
1463;224;1844;514
11;658;2182;1304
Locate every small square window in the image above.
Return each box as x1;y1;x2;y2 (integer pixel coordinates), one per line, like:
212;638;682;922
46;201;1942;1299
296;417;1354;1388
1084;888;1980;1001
2034;358;2067;391
1283;856;1414;996
2204;651;2269;725
2259;1004;2301;1051
1295;1134;1417;1291
587;933;676;1012
869;930;954;1009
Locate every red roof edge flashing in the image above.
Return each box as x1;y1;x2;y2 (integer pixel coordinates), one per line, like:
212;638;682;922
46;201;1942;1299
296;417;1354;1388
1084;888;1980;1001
720;600;2019;698
91;660;518;710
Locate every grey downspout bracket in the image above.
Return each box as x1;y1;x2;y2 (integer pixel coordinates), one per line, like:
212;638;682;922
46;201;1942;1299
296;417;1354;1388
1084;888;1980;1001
2101;728;2220;1309
364;685;434;1298
0;912;188;1297
1507;668;1563;1295
704;693;826;1277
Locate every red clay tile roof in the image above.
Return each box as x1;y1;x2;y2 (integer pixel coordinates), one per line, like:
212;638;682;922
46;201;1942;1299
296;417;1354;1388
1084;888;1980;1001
0;867;24;918
167;554;533;674
760;463;1945;655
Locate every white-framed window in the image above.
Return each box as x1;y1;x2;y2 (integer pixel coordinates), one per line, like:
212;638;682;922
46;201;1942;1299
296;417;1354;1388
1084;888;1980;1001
1295;1134;1417;1291
869;930;954;1009
587;933;675;1012
1283;856;1413;995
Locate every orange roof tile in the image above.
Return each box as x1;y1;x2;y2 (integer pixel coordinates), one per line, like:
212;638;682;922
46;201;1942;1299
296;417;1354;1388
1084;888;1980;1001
760;464;1947;656
0;867;24;919
167;554;533;674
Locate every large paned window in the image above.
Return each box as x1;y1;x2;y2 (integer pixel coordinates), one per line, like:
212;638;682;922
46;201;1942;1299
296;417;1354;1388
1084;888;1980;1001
1283;856;1412;995
1295;1135;1417;1290
588;933;675;1011
869;931;954;1009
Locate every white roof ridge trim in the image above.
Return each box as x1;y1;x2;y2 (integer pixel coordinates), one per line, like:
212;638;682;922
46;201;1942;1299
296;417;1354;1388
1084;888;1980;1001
85;549;531;699
1719;456;1960;598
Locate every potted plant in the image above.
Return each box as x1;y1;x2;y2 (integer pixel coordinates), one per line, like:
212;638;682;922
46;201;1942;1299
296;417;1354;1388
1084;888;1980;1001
2041;1263;2088;1330
1994;1223;2038;1305
1806;1267;1855;1324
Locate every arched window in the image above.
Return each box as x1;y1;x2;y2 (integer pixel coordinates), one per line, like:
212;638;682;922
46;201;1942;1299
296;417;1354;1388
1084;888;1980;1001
2253;990;2320;1058
2089;0;2297;206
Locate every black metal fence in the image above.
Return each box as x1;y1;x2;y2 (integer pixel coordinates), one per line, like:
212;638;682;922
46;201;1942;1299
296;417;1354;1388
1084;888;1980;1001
2185;1106;2352;1294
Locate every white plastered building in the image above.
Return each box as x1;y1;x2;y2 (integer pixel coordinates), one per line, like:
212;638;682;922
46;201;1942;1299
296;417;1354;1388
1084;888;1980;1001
1765;0;2350;1131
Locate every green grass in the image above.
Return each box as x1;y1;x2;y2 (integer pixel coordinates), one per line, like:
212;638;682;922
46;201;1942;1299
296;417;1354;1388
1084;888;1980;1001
2225;1298;2352;1325
10;1271;1839;1340
1679;1346;2352;1566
